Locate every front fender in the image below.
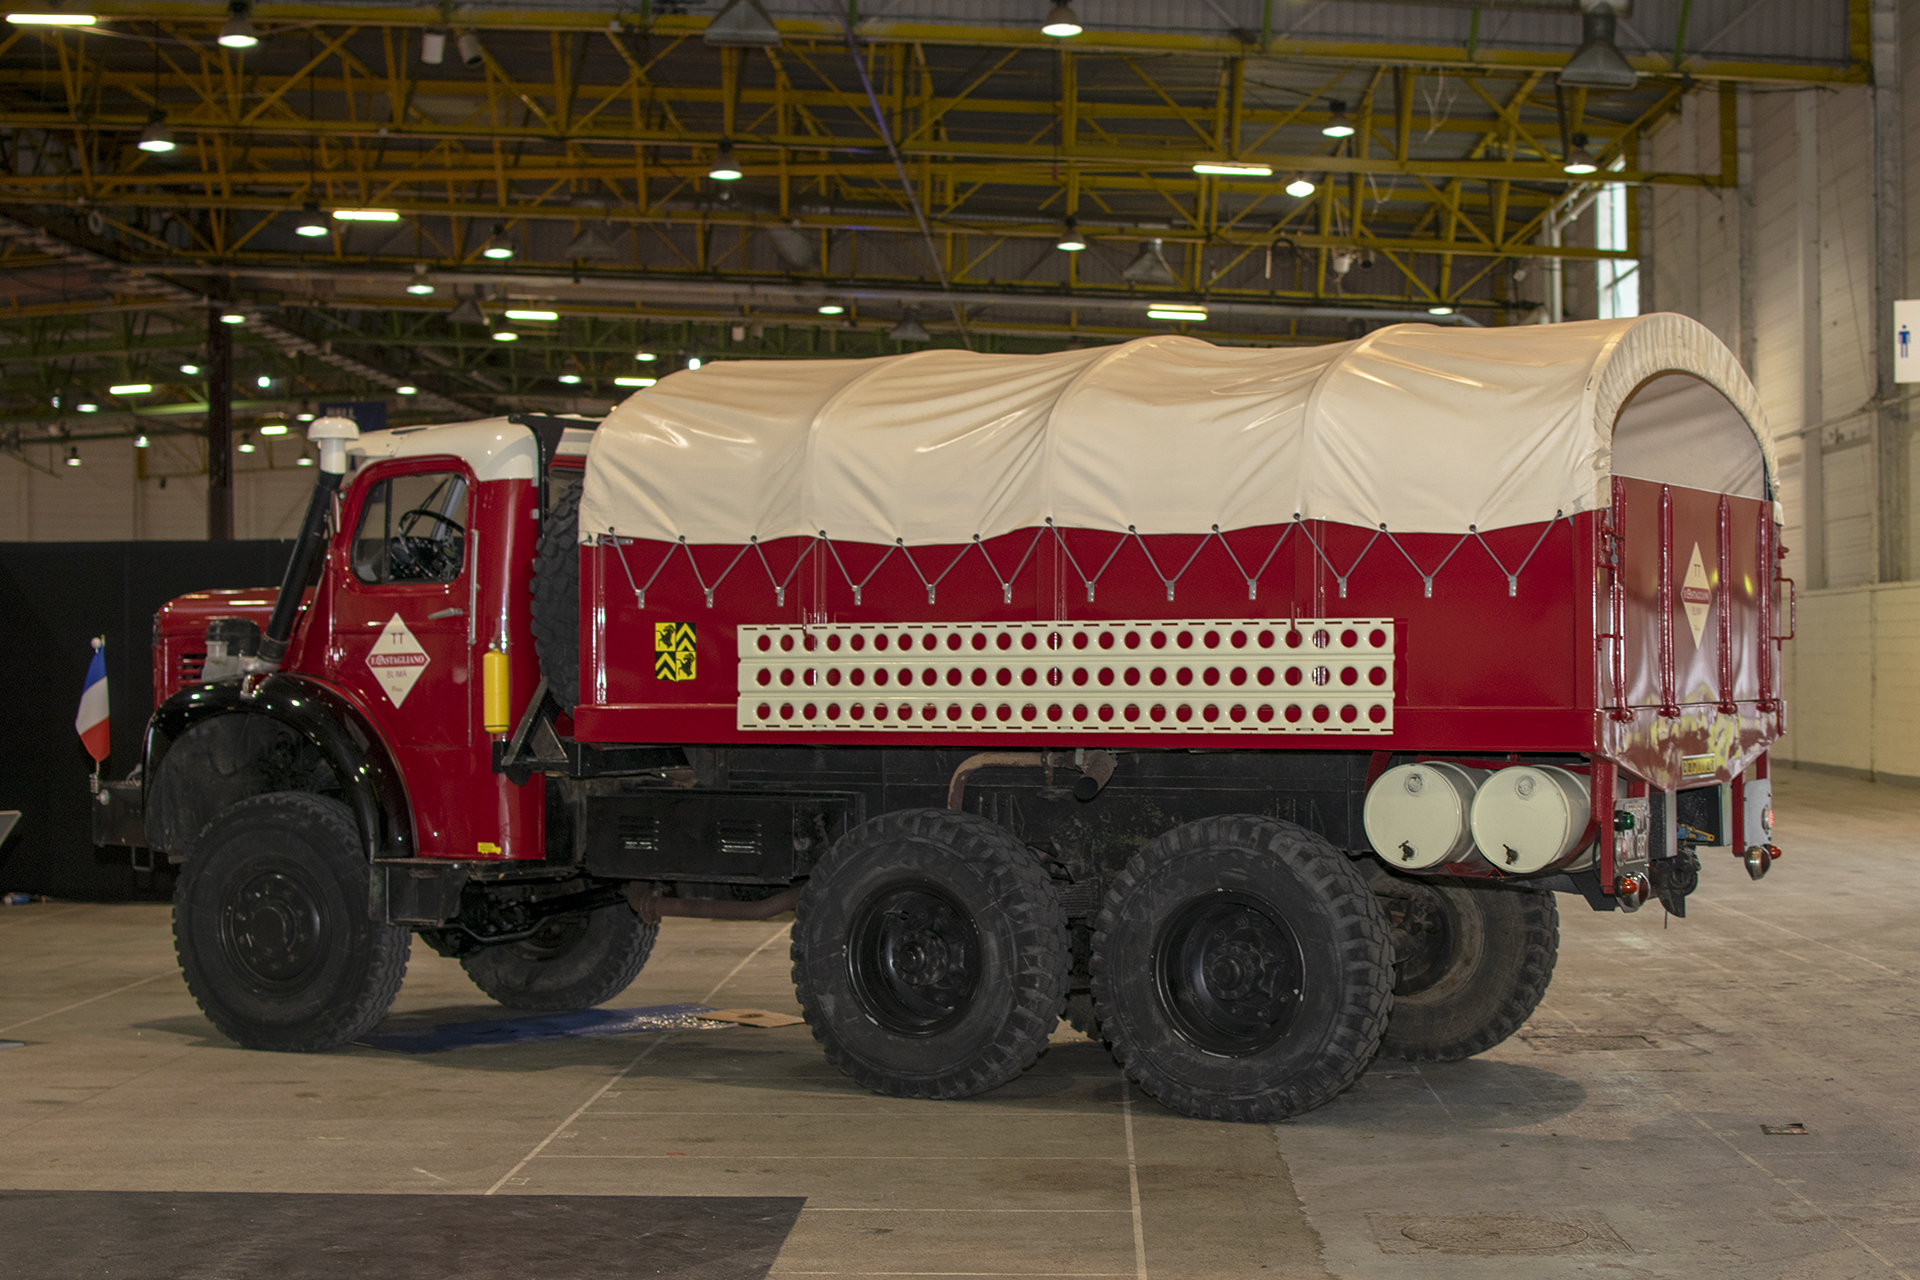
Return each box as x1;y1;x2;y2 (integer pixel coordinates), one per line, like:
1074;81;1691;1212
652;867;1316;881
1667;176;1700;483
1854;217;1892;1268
144;674;414;860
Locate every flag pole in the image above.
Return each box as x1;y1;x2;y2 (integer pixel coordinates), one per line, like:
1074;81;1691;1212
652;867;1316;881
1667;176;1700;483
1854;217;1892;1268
88;635;103;794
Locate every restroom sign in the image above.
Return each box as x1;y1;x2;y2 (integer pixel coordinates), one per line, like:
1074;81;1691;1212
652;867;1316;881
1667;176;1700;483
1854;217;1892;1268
1898;300;1920;383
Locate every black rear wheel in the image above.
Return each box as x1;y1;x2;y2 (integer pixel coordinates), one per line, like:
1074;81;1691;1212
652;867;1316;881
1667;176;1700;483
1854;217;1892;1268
793;809;1069;1100
174;791;410;1052
1368;864;1558;1062
1091;816;1392;1122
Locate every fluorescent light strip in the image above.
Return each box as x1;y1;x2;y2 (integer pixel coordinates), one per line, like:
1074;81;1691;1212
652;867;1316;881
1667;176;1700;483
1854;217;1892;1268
6;12;98;24
502;309;559;321
613;376;657;387
1191;162;1271;177
331;209;402;222
108;383;151;395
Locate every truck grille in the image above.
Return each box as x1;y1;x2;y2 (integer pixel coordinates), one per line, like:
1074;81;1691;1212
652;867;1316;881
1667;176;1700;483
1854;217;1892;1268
177;651;207;685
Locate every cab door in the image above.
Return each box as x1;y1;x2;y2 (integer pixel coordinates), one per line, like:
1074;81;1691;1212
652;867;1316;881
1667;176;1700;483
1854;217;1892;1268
330;459;475;749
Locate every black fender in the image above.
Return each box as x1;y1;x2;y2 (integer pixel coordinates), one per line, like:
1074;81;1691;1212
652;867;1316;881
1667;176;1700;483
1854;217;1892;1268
143;674;415;861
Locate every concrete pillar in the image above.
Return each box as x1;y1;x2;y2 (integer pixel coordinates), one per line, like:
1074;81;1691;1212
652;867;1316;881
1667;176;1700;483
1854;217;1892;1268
1799;91;1826;589
1872;0;1907;582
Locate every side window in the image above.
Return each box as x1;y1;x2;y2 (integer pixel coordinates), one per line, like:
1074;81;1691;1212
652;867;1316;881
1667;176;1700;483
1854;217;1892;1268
353;471;469;584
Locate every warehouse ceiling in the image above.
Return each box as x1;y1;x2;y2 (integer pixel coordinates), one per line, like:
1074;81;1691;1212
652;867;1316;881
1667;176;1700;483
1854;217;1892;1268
0;0;1868;453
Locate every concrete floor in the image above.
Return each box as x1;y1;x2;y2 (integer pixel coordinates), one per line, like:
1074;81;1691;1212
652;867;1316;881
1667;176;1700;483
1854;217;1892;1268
1;768;1915;1279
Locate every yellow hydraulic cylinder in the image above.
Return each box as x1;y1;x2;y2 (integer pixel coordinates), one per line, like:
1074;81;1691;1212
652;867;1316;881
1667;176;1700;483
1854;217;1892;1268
482;646;510;733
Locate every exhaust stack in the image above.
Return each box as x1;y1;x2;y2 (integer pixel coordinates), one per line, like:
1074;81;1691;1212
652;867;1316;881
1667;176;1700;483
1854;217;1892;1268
256;415;359;667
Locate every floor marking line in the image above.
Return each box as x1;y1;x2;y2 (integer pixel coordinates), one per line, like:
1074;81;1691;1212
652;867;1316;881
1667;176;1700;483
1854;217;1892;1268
0;972;169;1036
483;923;790;1196
1703;903;1905;977
1119;1075;1147;1280
1665;1094;1915;1280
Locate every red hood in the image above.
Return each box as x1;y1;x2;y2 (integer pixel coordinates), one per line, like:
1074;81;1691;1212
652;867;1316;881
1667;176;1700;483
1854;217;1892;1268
155;588;287;637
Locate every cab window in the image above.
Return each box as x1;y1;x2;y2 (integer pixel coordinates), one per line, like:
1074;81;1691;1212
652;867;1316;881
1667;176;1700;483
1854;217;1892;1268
353;471;469;584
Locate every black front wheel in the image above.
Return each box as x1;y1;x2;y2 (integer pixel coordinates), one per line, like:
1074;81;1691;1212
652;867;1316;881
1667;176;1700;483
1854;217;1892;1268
174;792;410;1052
461;900;658;1011
792;809;1069;1100
1091;816;1392;1122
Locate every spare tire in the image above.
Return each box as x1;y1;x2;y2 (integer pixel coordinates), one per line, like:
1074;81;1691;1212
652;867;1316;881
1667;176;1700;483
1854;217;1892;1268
531;480;583;711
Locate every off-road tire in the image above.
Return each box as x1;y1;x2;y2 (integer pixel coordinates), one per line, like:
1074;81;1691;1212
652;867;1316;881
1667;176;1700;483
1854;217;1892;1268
1368;864;1558;1062
174;792;410;1052
531;480;582;711
1091;816;1392;1123
792;809;1070;1100
460;902;657;1011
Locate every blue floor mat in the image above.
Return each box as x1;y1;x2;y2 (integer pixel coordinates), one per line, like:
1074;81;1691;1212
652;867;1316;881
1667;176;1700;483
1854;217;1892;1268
357;1003;716;1053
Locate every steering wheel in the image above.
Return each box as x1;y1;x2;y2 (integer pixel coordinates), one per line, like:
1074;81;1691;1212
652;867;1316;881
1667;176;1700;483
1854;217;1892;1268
388;507;466;581
398;507;465;537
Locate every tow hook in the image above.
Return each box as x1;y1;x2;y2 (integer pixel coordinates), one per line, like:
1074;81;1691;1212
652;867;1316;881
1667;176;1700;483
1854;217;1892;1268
1743;844;1779;881
1614;872;1651;912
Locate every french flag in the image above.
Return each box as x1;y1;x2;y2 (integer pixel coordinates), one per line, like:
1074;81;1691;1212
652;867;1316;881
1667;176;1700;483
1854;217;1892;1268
75;637;109;764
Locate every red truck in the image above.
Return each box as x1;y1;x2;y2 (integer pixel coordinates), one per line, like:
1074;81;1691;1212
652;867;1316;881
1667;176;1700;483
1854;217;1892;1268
97;313;1787;1122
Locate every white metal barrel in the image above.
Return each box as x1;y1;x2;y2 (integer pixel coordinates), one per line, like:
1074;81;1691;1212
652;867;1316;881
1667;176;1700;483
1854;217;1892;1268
1362;762;1489;871
1469;765;1593;875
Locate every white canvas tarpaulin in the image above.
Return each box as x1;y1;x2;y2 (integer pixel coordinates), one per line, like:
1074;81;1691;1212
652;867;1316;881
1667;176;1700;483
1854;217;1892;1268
579;312;1775;546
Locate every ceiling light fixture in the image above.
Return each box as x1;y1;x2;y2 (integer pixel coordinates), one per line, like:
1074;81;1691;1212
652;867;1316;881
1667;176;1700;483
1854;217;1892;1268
134;435;150;448
259;423;288;435
294;204;329;237
108;382;151;395
614;376;657;387
634;351;658;362
1427;304;1455;316
420;29;446;64
503;309;559;322
1055;216;1087;252
1321;100;1355;139
406;264;435;295
446;297;487;326
217;1;257;49
137;112;176;153
491;330;519;342
1146;305;1208;323
888;310;931;342
481;225;515;259
455;29;483;67
1040;2;1081;38
6;12;99;25
704;0;781;48
1562;133;1599;175
219;312;245;324
65;446;82;466
332;208;401;222
255;375;272;388
686;357;703;370
297;455;314;466
1192;161;1272;177
395;385;417;396
76;401;99;413
708;140;744;182
237;434;256;454
1285;176;1317;198
817;302;845;316
1558;3;1638;90
180;363;201;375
558;356;584;385
1122;239;1178;288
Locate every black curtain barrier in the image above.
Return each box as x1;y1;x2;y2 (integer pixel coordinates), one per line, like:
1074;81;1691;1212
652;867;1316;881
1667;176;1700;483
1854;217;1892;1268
0;541;293;901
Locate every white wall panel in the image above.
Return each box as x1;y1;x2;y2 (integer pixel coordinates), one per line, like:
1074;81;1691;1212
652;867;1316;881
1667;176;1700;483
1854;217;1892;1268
0;438;311;542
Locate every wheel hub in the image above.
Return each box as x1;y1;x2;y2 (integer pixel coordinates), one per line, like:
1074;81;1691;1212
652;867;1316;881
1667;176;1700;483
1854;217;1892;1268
1154;892;1304;1056
221;863;325;987
847;884;981;1036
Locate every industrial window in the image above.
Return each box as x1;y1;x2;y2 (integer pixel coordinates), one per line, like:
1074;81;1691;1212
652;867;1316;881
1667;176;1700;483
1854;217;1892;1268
1596;172;1639;320
352;471;469;584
